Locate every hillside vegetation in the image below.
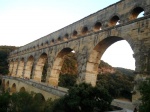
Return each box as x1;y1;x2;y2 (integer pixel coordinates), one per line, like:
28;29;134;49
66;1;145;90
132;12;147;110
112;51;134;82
0;46;17;75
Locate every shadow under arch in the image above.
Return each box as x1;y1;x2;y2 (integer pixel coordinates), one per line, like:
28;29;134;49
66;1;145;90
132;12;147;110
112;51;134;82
34;93;45;102
20;87;26;92
129;6;144;20
48;47;76;86
85;36;134;86
109;15;120;27
34;53;48;82
11;83;17;93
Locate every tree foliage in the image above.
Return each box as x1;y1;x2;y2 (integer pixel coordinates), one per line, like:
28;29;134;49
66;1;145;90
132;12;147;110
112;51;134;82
0;84;112;112
61;52;77;75
0;92;10;112
59;54;134;100
51;83;112;112
0;91;49;112
0;46;17;75
97;72;134;100
58;73;77;88
139;78;150;112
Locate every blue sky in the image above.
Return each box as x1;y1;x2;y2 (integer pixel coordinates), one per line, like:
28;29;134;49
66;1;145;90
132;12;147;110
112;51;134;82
0;0;135;70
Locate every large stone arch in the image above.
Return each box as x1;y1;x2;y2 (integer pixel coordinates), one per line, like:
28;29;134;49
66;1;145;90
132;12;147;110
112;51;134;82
47;47;76;86
16;58;25;78
33;53;48;82
84;36;134;86
24;55;34;79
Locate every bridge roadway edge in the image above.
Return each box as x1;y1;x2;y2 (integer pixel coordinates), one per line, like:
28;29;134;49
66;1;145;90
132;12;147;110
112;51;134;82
2;76;68;100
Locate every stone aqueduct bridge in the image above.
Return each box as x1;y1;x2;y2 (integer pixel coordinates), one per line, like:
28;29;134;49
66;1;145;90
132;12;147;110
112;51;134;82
2;0;150;102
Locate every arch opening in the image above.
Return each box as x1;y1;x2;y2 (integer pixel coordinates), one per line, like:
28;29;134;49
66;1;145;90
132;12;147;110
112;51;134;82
81;26;88;35
24;56;34;79
72;30;78;38
99;40;135;100
11;83;16;93
86;36;135;86
63;33;69;41
101;40;135;70
20;87;25;92
16;58;24;78
34;53;48;82
58;36;61;42
94;22;102;31
129;7;144;20
109;15;120;27
45;41;49;45
48;48;77;87
58;51;78;88
50;39;55;45
34;93;45;102
85;36;135;101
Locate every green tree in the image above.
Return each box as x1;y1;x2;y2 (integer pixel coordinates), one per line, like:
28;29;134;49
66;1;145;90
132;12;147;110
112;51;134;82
58;73;77;88
51;83;112;112
97;72;133;100
0;46;17;75
32;93;45;112
0;92;10;112
43;98;55;112
9;92;45;112
139;78;150;112
10;91;34;112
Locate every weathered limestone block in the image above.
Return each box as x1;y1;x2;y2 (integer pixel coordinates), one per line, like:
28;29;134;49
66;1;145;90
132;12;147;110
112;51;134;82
85;72;97;86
